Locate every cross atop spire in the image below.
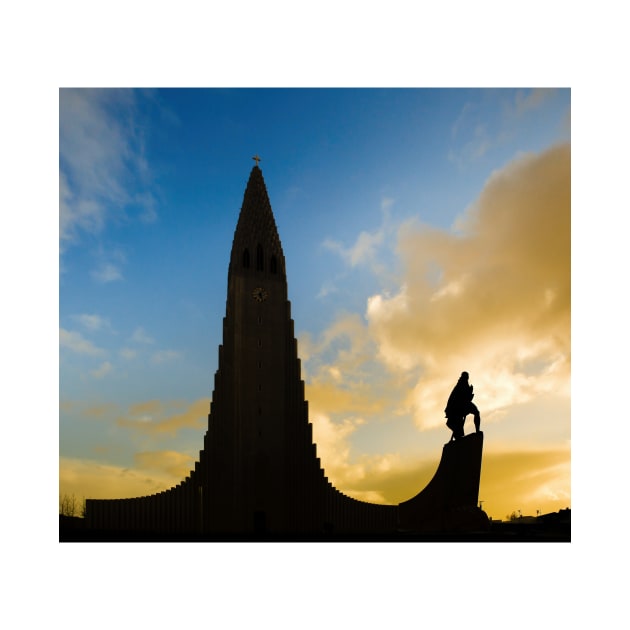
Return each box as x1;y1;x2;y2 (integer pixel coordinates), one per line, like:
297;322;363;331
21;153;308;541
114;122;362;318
252;154;261;167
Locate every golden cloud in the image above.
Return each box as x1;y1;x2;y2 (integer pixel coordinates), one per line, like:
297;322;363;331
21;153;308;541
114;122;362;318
59;456;177;501
302;144;571;517
306;381;385;416
116;398;210;436
128;400;164;416
311;412;366;486
367;143;570;428
83;402;119;418
301;311;409;418
134;450;195;478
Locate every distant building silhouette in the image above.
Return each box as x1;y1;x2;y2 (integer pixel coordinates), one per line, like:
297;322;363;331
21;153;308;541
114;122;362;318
84;164;486;537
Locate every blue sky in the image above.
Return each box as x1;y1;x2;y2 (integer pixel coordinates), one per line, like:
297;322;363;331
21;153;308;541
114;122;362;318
59;88;570;520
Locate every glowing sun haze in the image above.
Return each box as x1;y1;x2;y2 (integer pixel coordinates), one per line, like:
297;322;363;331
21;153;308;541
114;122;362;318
59;88;570;521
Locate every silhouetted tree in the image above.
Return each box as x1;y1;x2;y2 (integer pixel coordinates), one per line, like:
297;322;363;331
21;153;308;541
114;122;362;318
59;493;77;517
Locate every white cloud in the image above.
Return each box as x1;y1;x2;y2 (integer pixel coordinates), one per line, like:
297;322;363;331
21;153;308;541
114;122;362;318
380;196;395;211
134;191;158;223
119;347;137;360
151;350;181;364
72;314;111;332
59;89;157;252
449;90;562;168
59;170;106;248
448;126;493;166
511;88;557;117
91;262;123;283
89;247;126;284
324;229;384;268
321;199;396;277
60;90;129;244
91;361;113;379
316;281;339;299
451;101;474;139
59;328;106;356
130;327;155;344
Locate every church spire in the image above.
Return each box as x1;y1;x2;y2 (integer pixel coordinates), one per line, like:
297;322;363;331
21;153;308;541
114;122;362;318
229;163;286;280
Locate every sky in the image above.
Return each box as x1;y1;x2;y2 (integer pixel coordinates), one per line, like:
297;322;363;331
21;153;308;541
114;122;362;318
59;87;570;522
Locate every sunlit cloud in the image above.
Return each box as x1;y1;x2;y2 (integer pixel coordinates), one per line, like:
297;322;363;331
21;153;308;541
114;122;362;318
60;456;180;500
307;380;385;416
311;411;392;500
366;143;570;429
82;403;118;418
301;312;405;416
134;450;195;478
128;400;164;416
116;398;210;437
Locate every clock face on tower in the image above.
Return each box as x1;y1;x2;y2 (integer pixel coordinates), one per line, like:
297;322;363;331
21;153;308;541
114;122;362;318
252;287;268;302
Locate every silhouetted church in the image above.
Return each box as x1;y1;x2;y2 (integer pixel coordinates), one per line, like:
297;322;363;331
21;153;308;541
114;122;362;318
85;164;486;538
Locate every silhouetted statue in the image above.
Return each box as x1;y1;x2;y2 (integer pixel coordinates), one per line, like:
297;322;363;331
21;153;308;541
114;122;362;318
445;371;481;441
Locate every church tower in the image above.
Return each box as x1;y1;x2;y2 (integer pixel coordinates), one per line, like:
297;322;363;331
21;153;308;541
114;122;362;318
199;163;326;533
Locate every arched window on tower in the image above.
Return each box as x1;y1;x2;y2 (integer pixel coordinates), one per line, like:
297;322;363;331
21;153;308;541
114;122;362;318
243;248;250;269
270;255;277;274
256;244;264;271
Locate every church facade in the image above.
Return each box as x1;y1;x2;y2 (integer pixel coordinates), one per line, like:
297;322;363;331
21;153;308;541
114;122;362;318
84;164;485;537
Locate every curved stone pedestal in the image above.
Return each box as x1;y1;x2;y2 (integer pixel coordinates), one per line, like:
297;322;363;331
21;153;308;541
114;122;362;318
398;431;487;533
